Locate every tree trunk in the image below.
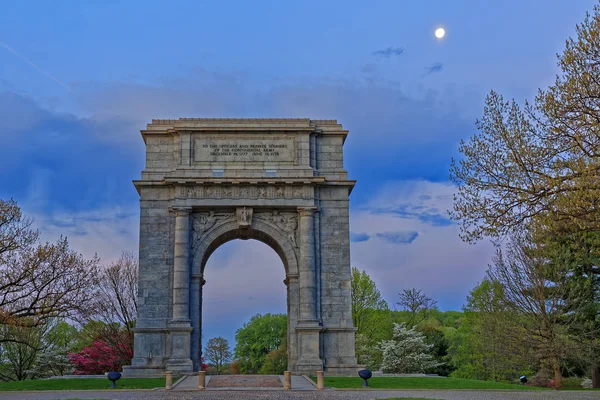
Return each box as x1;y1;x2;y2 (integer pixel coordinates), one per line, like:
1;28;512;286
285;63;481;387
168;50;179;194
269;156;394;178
592;362;599;388
552;356;563;389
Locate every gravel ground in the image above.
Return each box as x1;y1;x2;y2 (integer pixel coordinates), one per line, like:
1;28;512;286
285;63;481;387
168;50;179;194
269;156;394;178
2;390;600;400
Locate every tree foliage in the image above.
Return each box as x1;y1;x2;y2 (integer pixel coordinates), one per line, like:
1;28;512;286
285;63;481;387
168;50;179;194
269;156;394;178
0;199;100;333
351;267;389;339
259;336;288;375
69;340;131;375
448;279;534;382
234;313;286;374
450;6;600;243
380;322;442;373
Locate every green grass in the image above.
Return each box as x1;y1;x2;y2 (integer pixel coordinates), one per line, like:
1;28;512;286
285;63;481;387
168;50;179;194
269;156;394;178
0;377;173;391
313;376;545;390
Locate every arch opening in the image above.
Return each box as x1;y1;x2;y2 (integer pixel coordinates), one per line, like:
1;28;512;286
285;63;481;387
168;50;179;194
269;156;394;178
201;239;287;374
190;222;300;373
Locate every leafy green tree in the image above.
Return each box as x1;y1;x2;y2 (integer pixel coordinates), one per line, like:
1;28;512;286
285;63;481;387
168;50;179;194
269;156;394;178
0;324;43;381
380;323;441;373
205;337;232;375
541;230;600;385
234;313;286;374
259;336;288;375
351;267;389;338
30;320;78;378
448;279;534;382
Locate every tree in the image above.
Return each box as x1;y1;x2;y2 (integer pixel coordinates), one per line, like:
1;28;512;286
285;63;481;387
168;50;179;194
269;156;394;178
0;199;38;259
447;279;534;382
450;6;600;244
488;234;575;388
94;251;138;332
541;231;600;385
69;340;130;375
380;322;442;373
397;288;437;327
259;336;288;375
29;320;77;378
70;321;134;370
0;199;100;334
90;251;138;364
351;267;389;339
205;337;232;375
234;313;286;374
0;324;44;381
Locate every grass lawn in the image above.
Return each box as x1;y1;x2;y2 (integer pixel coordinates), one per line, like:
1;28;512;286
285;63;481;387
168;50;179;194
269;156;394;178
0;377;173;391
313;376;545;390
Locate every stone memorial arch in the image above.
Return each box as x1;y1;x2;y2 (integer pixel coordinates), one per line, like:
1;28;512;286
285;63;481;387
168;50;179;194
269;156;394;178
124;118;360;375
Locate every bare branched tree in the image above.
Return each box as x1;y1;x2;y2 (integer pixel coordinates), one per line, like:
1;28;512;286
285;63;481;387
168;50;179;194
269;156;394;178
0;199;100;345
82;251;139;364
94;251;138;333
205;337;232;375
397;288;437;326
0;237;100;332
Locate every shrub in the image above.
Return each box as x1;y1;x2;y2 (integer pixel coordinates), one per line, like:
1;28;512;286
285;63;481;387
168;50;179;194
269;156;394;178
582;378;593;389
69;340;132;374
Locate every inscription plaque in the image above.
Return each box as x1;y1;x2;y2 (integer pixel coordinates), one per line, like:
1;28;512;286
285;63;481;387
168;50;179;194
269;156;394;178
194;136;297;164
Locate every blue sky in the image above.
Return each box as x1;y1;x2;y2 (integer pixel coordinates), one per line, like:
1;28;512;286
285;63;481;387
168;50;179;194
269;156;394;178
1;0;596;346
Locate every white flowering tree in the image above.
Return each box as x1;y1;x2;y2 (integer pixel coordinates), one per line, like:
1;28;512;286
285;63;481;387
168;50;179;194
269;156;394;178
380;323;442;373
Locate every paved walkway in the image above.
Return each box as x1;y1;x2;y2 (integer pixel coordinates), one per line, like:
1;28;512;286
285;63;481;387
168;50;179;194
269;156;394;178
2;389;600;400
173;374;315;391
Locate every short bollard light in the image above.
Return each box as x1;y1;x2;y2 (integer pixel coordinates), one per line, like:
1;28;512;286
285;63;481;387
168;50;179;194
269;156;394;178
358;369;372;387
198;370;206;390
107;371;122;389
316;370;325;390
283;371;292;390
520;375;528;385
165;371;173;390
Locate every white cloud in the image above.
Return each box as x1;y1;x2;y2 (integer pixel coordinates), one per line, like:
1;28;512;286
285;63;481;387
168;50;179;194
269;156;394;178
350;180;495;310
30;205;139;264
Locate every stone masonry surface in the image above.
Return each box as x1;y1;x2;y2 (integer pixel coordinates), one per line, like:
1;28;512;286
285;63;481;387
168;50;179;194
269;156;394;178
126;119;361;376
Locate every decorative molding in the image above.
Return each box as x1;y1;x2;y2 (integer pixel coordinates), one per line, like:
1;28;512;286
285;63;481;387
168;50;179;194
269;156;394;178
255;210;299;248
236;207;253;227
191;211;235;247
171;206;192;215
177;184;312;200
297;207;319;217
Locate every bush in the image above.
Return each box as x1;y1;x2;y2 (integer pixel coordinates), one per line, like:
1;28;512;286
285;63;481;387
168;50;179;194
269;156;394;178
581;378;593;389
529;371;552;388
258;338;287;375
561;377;583;389
69;340;131;374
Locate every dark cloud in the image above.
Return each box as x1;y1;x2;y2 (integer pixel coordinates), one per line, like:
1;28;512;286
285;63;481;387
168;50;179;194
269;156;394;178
0;91;144;214
426;62;444;74
371;205;453;227
51;69;475;205
376;231;419;244
361;63;378;74
372;46;404;58
350;232;370;242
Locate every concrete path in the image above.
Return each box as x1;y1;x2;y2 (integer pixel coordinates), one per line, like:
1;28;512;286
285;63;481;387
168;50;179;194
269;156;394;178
173;374;315;391
2;389;600;399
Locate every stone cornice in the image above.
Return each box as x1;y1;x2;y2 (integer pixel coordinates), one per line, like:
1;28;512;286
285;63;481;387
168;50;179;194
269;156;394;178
140;118;348;140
